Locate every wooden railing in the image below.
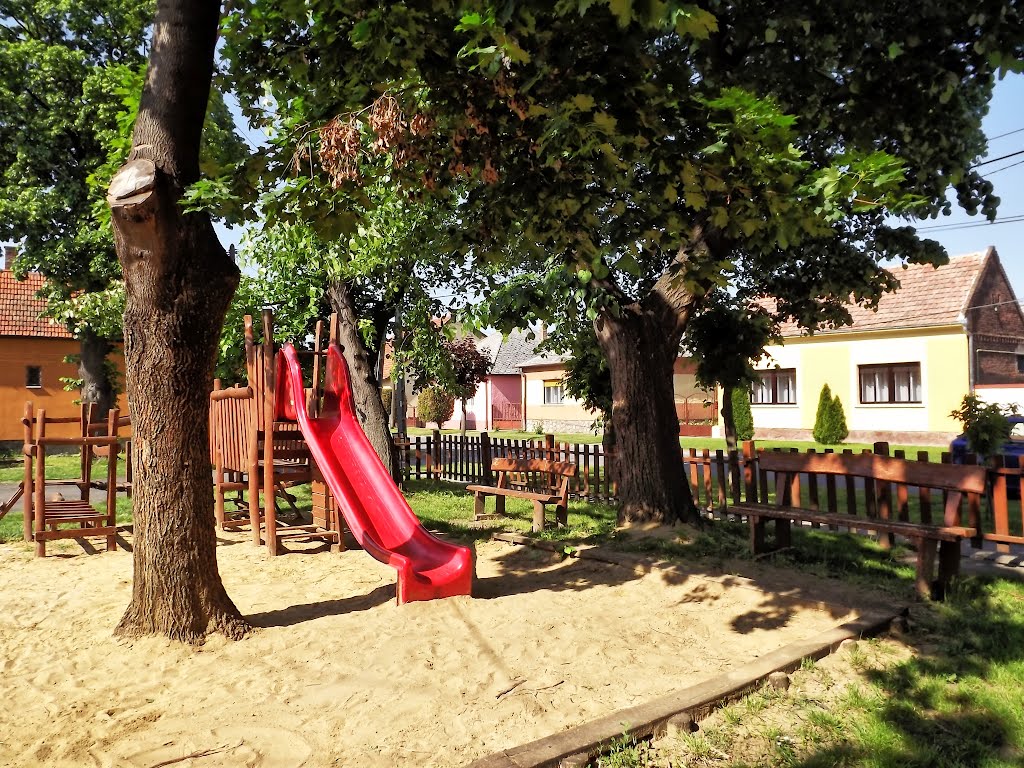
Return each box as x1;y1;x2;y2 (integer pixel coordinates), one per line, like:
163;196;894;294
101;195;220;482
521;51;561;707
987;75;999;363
397;433;1024;550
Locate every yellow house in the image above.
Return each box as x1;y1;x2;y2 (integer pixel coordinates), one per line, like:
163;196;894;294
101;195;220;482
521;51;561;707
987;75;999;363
749;247;1024;445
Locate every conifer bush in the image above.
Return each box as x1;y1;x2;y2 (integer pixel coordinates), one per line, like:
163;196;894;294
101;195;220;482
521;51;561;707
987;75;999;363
732;387;755;442
813;384;849;444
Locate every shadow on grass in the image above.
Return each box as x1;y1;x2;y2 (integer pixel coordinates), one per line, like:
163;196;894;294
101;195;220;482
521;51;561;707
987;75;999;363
783;576;1024;768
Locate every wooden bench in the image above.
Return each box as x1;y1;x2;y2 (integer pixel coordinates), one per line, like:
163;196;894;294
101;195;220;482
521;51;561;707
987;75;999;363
730;450;987;600
467;458;578;532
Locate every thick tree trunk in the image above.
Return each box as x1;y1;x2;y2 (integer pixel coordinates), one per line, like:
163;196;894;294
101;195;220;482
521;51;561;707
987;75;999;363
595;311;698;525
108;0;247;643
721;385;738;453
327;281;400;482
79;330;115;418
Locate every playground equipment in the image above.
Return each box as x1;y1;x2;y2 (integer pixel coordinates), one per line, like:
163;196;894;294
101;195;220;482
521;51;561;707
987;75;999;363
21;402;124;557
209;310;341;555
277;342;474;603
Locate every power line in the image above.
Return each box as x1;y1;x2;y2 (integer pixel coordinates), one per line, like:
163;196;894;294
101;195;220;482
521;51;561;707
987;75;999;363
983;158;1024;177
974;149;1024;167
915;214;1024;232
988;126;1024;142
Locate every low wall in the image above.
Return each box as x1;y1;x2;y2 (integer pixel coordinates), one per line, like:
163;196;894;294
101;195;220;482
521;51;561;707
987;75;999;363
753;427;958;447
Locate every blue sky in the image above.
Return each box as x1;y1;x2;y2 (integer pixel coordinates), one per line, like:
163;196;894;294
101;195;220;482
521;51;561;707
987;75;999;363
911;74;1024;290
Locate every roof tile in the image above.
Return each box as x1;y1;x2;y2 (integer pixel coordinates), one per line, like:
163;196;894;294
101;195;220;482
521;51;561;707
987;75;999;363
0;271;72;339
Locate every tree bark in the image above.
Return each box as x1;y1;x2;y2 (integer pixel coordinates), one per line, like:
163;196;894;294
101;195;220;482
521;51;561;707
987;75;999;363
721;385;738;453
595;310;698;525
79;329;115;418
108;0;247;643
592;229;723;526
327;280;400;482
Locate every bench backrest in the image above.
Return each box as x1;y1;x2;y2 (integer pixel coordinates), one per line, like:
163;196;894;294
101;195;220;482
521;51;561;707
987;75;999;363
491;458;578;478
491;458;577;497
756;449;987;528
756;450;986;495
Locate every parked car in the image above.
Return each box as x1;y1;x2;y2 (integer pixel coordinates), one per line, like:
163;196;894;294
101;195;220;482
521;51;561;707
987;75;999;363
950;415;1024;498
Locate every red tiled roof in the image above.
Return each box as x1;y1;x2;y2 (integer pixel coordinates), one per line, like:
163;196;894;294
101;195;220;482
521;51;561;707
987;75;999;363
777;250;990;338
0;271;72;339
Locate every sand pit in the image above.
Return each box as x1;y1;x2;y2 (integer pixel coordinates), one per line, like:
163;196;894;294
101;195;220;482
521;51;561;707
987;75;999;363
0;530;870;767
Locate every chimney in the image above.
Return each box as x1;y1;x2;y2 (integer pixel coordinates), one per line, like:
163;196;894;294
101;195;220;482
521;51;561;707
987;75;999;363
3;245;15;271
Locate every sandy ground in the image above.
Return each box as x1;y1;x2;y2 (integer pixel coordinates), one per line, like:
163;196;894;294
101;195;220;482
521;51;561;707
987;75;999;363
0;529;870;768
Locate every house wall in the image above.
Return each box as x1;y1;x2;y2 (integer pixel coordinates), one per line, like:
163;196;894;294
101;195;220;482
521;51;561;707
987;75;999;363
750;327;970;444
967;258;1024;386
522;365;593;432
0;337;83;442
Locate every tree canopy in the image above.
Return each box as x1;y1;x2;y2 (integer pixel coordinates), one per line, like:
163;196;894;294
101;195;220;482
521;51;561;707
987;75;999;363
223;0;1023;523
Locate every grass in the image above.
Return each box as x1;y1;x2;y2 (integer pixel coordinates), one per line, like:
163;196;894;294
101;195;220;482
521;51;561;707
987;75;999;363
0;453;113;483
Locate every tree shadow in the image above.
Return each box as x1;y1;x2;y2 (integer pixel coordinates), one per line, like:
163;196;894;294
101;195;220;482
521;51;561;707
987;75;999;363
247;583;396;627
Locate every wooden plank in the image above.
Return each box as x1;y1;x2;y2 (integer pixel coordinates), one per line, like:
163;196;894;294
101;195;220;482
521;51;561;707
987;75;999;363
991;455;1010;554
490;458;577;477
731;504;973;541
756;449;986;494
917;451;933;524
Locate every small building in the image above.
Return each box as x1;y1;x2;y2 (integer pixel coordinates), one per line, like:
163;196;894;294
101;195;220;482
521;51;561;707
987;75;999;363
519;352;716;435
0;247;81;444
748;247;1024;445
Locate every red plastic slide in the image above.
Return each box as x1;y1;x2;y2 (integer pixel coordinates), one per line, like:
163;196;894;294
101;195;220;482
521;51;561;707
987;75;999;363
275;343;474;604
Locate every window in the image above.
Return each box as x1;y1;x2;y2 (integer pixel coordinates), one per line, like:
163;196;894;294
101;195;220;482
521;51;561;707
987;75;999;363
751;368;796;405
543;379;564;405
859;362;921;404
25;366;41;389
1017;354;1024;374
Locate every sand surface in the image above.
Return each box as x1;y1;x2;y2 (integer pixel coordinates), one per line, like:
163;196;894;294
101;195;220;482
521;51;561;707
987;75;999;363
0;530;866;767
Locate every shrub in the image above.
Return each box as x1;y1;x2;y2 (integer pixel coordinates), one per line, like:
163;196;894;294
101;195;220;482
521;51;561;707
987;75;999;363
812;384;849;444
951;394;1017;459
418;387;455;427
731;387;754;441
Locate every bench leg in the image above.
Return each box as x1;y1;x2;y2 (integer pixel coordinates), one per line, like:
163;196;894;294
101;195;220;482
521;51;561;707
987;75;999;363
935;539;961;601
750;516;766;554
495;494;506;516
474;493;486;519
556;503;568;527
775;518;792;549
532;501;545;533
915;538;938;599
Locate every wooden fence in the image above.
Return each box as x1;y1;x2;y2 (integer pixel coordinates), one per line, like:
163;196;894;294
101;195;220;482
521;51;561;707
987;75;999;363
396;433;1024;551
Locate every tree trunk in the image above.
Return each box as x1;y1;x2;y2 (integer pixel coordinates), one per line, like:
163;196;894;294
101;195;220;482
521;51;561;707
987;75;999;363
79;329;115;418
601;409;616;487
595;310;698;525
108;0;247;643
327;280;400;482
461;399;468;437
721;385;738;453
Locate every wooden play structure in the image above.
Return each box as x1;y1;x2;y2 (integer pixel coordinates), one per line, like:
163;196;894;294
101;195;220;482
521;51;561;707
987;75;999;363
209;310;343;555
21;402;127;557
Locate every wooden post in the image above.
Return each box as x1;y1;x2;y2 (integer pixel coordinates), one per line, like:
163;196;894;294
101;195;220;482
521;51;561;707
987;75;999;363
992;455;1010;554
23;402;33;543
34;410;46;557
105;408;119;551
262;309;278;556
741;440;757;504
873;441;894;549
480;432;493;485
431;428;441;478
